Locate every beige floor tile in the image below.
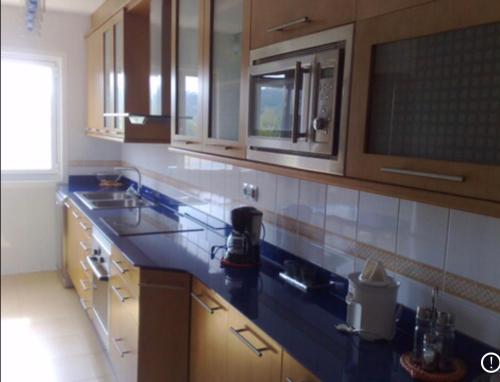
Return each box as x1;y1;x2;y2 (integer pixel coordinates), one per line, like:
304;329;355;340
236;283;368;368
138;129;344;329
1;271;116;382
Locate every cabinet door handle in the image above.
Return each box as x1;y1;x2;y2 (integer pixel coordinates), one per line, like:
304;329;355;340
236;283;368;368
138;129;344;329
79;297;90;311
267;16;310;32
63;202;71;208
79;221;90;231
285;378;294;382
79;241;90;252
79;279;90;291
112;337;131;358
111;285;130;303
191;293;222;314
229;327;270;357
71;210;79;219
79;260;89;272
380;167;464;182
111;259;129;274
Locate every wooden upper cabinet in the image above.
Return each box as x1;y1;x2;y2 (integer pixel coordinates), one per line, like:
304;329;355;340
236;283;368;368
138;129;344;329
355;0;434;20
86;0;170;143
346;0;500;202
250;0;355;49
171;0;248;158
282;352;320;382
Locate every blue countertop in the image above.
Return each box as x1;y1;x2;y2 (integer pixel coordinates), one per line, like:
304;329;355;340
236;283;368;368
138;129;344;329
58;177;495;382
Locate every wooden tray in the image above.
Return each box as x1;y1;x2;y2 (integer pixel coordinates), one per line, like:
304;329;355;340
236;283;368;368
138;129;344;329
400;352;466;382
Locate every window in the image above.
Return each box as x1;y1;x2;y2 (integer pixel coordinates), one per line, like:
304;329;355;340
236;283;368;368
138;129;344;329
1;52;61;179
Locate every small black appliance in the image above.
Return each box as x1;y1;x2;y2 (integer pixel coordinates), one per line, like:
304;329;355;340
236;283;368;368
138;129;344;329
222;206;263;268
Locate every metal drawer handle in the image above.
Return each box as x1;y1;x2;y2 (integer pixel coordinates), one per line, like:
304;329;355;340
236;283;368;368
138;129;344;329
112;337;131;358
79;298;90;311
79;241;90;252
111;285;130;303
191;293;222;314
111;259;129;274
380;167;464;182
267;16;310;32
78;221;90;231
79;279;90;291
229;327;270;357
63;202;71;208
79;260;89;272
71;210;79;219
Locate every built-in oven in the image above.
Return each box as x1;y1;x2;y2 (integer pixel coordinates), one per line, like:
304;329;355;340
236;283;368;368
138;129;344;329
87;228;111;350
247;24;353;175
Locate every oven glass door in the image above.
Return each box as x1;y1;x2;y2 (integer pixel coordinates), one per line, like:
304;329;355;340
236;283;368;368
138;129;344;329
249;56;313;153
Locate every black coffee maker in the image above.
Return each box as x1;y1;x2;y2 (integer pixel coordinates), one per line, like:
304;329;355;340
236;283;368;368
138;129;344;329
222;206;263;268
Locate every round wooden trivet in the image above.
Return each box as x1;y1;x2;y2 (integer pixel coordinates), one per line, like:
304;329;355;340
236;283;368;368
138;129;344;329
400;352;466;381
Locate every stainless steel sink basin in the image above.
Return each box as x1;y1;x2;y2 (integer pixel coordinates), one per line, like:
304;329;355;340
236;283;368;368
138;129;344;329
78;191;135;201
74;191;154;210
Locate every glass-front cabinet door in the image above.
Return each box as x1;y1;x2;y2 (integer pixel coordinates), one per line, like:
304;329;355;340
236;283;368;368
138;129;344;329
172;0;204;148
346;0;500;202
203;0;246;157
114;19;125;133
103;26;115;130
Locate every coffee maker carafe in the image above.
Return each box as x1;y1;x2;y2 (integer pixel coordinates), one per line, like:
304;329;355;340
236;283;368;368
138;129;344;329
223;207;263;268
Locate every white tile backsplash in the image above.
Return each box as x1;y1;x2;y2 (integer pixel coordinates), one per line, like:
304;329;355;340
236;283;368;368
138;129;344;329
298;180;327;229
397;201;449;269
445;210;500;289
357;192;399;253
276;176;299;220
122;147;500;347
325;185;359;240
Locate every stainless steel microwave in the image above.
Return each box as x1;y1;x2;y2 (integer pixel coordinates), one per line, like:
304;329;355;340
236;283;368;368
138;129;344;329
247;24;353;175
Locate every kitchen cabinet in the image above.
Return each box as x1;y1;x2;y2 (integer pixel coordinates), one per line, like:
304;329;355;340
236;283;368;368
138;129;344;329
65;201;93;319
171;0;249;158
346;0;500;202
108;247;191;382
250;0;355;49
225;304;282;382
355;0;434;20
86;1;170;143
282;352;320;382
190;279;229;382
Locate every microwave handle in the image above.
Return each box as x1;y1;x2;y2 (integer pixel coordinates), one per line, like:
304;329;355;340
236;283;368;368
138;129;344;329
291;61;302;143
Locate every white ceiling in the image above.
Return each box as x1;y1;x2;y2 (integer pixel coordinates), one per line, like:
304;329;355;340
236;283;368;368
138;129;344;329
1;0;105;14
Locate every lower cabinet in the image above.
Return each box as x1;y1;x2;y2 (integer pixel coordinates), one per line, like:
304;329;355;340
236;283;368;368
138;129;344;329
189;279;319;382
282;352;320;382
108;247;191;382
65;201;93;319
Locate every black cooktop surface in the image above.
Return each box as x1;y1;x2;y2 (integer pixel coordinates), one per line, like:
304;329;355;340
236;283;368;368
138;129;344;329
99;207;204;236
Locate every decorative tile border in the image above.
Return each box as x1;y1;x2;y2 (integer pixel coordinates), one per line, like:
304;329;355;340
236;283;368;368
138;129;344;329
122;159;500;314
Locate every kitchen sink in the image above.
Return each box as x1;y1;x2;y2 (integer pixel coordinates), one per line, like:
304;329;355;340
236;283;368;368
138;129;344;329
78;191;135;201
74;191;155;210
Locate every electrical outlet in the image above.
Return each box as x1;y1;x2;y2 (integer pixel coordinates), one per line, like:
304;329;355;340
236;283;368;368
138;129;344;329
242;183;258;202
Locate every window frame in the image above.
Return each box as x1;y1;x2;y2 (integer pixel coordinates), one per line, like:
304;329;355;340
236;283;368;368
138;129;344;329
1;51;63;181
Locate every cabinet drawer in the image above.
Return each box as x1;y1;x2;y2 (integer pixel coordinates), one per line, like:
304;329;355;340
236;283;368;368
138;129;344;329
110;273;139;323
110;246;139;298
282;352;320;382
250;0;355;49
226;307;282;382
67;200;93;236
109;306;138;382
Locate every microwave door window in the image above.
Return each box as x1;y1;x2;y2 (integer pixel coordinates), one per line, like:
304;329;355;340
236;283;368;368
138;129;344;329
251;71;296;139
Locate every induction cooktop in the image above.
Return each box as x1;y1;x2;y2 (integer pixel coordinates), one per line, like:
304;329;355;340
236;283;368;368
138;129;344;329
100;207;204;236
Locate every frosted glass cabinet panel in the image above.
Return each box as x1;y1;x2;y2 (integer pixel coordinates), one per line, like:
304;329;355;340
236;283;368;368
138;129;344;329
176;0;201;138
114;20;125;131
208;0;243;142
103;28;115;129
346;0;500;202
367;22;500;165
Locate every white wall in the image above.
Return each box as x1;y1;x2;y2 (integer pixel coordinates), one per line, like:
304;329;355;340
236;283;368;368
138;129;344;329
1;5;122;275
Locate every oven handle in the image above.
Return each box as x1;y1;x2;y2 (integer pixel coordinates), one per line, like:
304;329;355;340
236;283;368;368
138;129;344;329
291;61;302;143
86;256;109;281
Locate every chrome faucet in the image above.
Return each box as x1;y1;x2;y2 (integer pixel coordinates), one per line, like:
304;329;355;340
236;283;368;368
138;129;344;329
114;166;142;198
